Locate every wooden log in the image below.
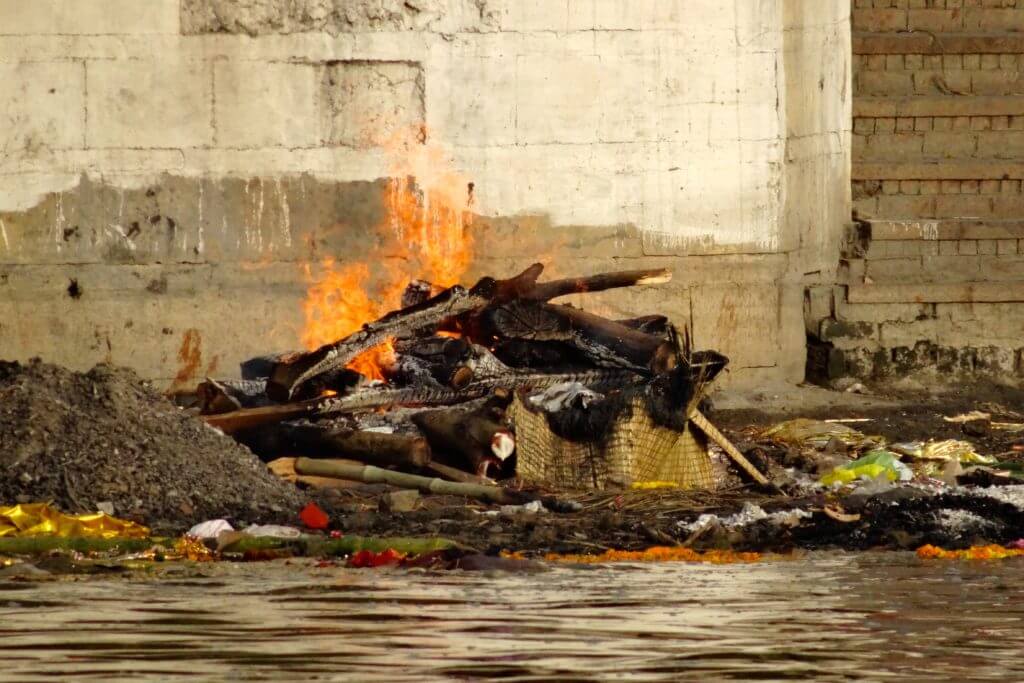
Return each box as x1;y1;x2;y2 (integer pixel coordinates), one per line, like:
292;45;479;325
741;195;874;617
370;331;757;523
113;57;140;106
688;409;771;487
285;424;432;470
196;378;243;415
616;314;669;336
483;301;674;373
267;263;545;401
412;407;509;477
294;458;523;505
392;336;474;388
201;401;319;435
525;268;671;301
424;461;494;485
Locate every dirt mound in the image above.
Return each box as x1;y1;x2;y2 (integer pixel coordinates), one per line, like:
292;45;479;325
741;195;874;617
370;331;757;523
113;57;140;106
0;359;304;533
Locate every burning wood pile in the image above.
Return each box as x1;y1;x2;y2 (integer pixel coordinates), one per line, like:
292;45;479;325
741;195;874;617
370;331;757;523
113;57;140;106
197;263;764;490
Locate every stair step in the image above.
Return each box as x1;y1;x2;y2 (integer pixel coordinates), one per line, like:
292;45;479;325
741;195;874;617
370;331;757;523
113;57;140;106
855;96;1024;119
855;31;1024;56
867;219;1024;241
854;161;1024;180
847;282;1024;304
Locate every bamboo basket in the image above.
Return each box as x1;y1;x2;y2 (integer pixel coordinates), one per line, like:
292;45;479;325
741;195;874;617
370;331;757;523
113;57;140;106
510;394;714;491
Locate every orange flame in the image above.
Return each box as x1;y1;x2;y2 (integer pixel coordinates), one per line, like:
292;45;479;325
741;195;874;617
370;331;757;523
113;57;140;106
300;129;474;380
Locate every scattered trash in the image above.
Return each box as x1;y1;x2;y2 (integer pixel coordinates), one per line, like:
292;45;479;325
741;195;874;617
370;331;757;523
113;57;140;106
243;524;302;538
500;500;546;515
187;519;234;539
679;502;811;534
943;411;991;424
761;419;884;451
535;547;763;564
0;503;150;539
529;382;605;412
299;502;330;530
820;450;913;487
917;544;1024;560
823;505;861;523
891;440;996;465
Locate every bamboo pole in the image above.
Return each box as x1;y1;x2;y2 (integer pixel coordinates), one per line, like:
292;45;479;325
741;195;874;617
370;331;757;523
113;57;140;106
294;458;521;505
689;409;771;487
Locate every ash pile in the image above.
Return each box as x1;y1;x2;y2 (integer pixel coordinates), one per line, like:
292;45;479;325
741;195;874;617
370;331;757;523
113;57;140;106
198;264;754;491
0;360;303;532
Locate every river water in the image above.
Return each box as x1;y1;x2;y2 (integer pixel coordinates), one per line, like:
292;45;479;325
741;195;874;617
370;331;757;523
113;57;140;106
2;552;1022;681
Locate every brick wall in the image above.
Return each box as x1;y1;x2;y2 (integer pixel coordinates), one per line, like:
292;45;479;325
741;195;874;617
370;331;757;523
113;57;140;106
808;0;1024;385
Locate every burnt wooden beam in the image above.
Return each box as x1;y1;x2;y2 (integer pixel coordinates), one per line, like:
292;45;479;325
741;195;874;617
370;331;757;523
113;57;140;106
525;268;671;301
266;263;545;401
285;424;432;470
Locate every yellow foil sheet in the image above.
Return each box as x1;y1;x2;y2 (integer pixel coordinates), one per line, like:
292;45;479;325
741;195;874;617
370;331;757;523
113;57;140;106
0;503;150;539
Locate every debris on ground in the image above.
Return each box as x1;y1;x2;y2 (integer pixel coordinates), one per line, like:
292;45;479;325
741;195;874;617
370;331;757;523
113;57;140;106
0;503;150;539
4;263;1024;572
0;360;303;533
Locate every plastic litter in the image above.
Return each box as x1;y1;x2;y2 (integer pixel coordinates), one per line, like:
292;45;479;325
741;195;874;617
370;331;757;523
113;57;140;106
944;411;991;423
0;503;150;539
243;524;302;539
890;440;996;465
299;502;330;530
679;502;811;534
529;382;604;412
820;450;913;487
187;519;234;539
482;500;547;517
760;418;885;451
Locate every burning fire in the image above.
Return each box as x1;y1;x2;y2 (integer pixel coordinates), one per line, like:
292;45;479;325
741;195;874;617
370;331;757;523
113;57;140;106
300;130;474;380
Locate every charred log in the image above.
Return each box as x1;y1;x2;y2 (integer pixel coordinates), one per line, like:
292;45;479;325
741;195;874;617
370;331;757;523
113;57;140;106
201;400;320;435
616;315;670;337
478;301;674;374
524;267;671;301
413;407;510;478
284;424;432;470
267;263;545;401
315;368;639;416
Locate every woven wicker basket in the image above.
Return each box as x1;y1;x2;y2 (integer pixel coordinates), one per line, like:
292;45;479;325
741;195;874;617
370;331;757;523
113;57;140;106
510;393;714;491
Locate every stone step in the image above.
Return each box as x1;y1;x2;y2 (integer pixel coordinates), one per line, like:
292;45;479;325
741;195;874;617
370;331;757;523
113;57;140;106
855;96;1024;119
854;161;1024;180
847;282;1024;304
862;255;1024;284
867;219;1024;241
854;31;1024;54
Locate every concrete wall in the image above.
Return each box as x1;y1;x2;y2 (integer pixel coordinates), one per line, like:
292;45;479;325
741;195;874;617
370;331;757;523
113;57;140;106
0;0;851;389
806;0;1024;385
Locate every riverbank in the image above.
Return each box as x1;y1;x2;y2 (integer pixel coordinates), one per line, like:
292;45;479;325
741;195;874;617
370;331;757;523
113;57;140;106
3;359;1024;562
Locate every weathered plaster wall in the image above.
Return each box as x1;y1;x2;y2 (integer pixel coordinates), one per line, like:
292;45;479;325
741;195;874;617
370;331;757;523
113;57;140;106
0;0;851;388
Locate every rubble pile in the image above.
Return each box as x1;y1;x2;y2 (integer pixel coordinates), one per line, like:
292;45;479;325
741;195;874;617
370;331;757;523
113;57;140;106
0;360;303;531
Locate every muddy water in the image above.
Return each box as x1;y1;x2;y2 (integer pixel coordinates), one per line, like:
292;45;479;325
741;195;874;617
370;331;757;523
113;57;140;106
2;553;1023;681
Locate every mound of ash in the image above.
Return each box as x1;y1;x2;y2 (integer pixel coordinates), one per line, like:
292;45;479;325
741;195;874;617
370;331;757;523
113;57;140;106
0;359;303;532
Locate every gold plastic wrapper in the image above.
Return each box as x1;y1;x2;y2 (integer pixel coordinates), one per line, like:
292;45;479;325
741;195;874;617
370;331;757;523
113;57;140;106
0;503;150;539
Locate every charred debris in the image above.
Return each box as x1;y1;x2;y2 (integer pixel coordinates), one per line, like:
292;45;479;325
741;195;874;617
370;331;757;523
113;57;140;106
193;263;748;490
